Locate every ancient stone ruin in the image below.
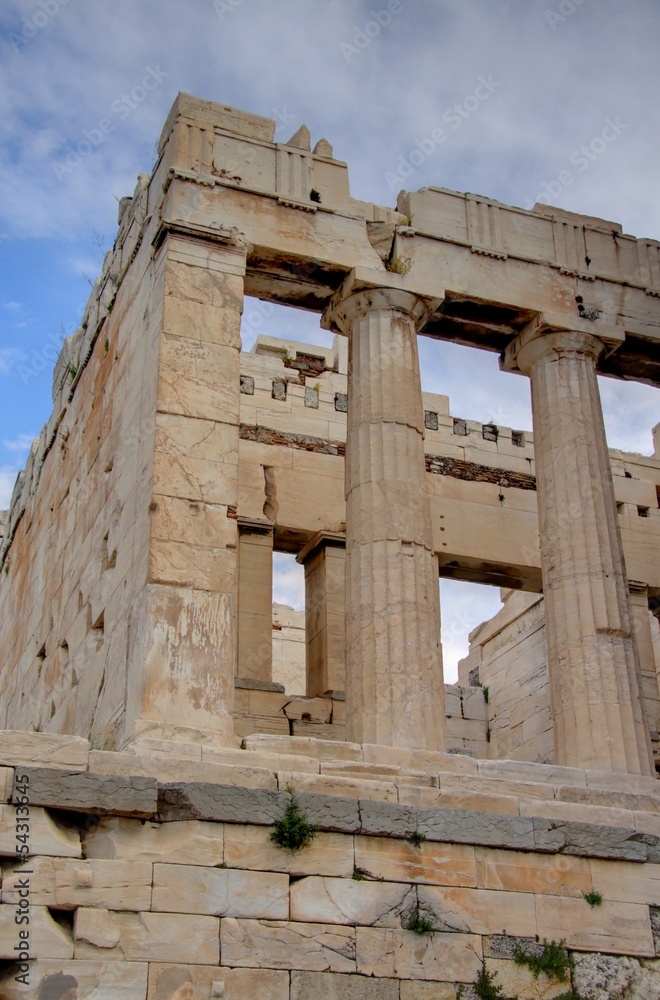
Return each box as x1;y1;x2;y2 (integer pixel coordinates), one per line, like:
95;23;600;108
0;92;659;997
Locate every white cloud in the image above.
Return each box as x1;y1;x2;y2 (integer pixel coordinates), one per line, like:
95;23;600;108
0;466;19;510
2;433;37;455
0;347;27;375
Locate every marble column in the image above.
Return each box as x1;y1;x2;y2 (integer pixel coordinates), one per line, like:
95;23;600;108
513;327;653;774
324;283;445;749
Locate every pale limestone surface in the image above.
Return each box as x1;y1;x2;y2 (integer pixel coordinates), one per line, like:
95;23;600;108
2;857;152;910
82;816;223;865
74;907;220;963
220;917;356;972
355;926;482;981
0;960;149;999
152;863;289;918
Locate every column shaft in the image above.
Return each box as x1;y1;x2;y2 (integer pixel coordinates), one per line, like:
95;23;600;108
519;330;653;774
334;289;445;749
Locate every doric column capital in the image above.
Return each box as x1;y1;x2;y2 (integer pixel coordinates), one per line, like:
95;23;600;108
501;315;625;376
322;268;439;336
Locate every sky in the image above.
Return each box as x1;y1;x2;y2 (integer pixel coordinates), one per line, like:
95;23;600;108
0;0;658;679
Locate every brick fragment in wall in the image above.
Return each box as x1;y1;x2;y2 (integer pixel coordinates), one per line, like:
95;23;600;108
425;454;536;491
511;429;525;446
272;379;287;400
483;423;498;441
239;424;345;457
335;392;348;412
304;387;319;409
453;417;468;436
424;410;439;431
287;352;327;377
240;375;255;395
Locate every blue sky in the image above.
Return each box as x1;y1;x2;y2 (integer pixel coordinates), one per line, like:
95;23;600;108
1;0;658;677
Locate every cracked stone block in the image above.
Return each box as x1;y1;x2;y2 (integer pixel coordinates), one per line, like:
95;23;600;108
424;410;439;430
335;392;348;412
272;379;287;400
240;375;255;395
453;418;468;436
305;387;319;409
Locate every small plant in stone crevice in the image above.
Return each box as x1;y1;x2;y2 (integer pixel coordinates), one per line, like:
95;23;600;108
407;830;426;848
401;899;436;934
385;254;412;275
513;938;572;981
270;784;316;853
458;961;506;1000
582;889;603;908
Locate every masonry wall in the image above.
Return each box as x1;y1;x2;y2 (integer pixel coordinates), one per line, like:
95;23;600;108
1;731;659;998
0;177;162;747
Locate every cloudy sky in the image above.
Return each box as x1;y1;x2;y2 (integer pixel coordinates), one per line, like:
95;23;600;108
1;0;658;678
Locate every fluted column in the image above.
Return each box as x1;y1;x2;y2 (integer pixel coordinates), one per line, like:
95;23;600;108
324;284;445;749
514;328;653;774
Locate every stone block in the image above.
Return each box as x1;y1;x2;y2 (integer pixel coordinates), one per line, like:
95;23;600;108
2;857;152;910
243;733;362;761
203;745;321;774
356;926;482;981
292;971;400;1000
556;820;648;860
0;731;89;769
280;771;396;804
290;876;416;926
322;761;430;787
83;816;223;865
13;767;157;817
294;792;361;832
399;786;519;816
354;835;477;887
0;904;73;959
475;846;591;897
418;885;537;936
224;824;353;876
518;796;635;829
572;952;660;1000
0;804;81;858
399;984;457;1000
477;759;586;787
74;907;220;963
0;960;148;999
221;917;356;972
589;858;660;905
361;744;477;774
157;782;284;824
91;749;277;790
535;895;654;957
485;958;569;999
152;863;289;918
148;964;290;1000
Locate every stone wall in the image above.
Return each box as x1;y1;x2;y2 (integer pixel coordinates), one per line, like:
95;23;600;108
1;731;659;998
459;588;660;767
